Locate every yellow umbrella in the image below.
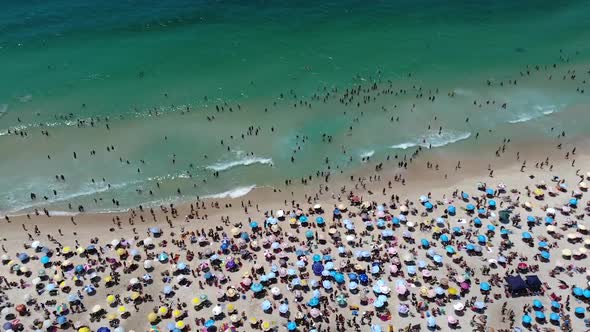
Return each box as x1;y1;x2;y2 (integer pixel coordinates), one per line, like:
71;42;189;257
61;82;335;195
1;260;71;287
118;306;127;313
249;317;258;325
226;303;235;313
104;276;113;283
192;297;201;306
62;246;71;254
562;249;572;257
175;321;185;329
534;188;544;196
226;288;237;298
116;248;126;256
76;247;85;254
53;274;64;282
107;312;117;320
106;295;115;303
147;312;158;322
130;292;140;300
172;309;182;318
78;328;91;332
448;287;458;295
158;306;168;315
262;321;271;331
59;281;69;289
419;287;428;297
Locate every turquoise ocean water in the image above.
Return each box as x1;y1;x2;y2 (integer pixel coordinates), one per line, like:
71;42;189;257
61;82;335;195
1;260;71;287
1;0;590;214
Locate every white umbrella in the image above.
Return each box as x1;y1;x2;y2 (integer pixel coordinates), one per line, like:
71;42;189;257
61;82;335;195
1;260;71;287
212;305;222;316
271;287;281;296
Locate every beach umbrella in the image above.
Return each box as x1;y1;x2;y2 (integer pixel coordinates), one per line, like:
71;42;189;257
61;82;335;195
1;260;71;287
448;205;456;215
522;314;532;324
305;230;314;239
424;202;433;210
322;280;333;289
473;218;482;226
535;311;545;320
584;289;590;299
550;313;560;321
310;308;321;318
432;255;443;263
97;328;110;332
427;316;436;328
251;283;264;293
40;256;50;265
57;316;68;325
573;287;584;296
453;302;464;311
308;297;320;307
473;301;485;310
279;303;289;314
466;204;475;211
421;239;430;248
551;301;561;310
575;307;585;315
480;282;490;292
522;232;532;240
261;300;272;311
397;304;409;314
440;234;449;243
540;251;551;260
533;299;543;309
486;224;496;232
445;245;455;254
477;235;487;243
287;321;297;331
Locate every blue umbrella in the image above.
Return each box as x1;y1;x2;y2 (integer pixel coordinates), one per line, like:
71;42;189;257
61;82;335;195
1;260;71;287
527;216;536;223
522;314;532;324
166;322;176;330
279;303;289;314
392;217;400;225
261;300;272;311
466;204;475;211
462;192;469;200
57;315;67;325
478;208;486;215
487;224;496;232
452;227;462;234
334;272;345;284
486;188;494;196
545;216;554;224
427;316;436;327
480;282;490;291
466;243;475;251
359;273;369;284
473;217;482;226
84;285;95;294
313;254;321;262
539;241;548;248
540;251;551;260
299;216;308;223
477;235;487;243
158;253;169;262
421;239;430;248
551;301;561;309
573;287;584;296
575;307;585;315
440;234;449;243
550;313;560;321
312;262;324;275
308;297;319;307
97;328;111;332
371;325;382;332
569;198;578;206
533;299;543;308
489;200;496;207
163;285;173;294
374;300;384;308
445;245;455;254
149;227;161;234
305;230;314;239
583;289;590;299
535;311;545;320
448;205;456;215
251;283;264;293
17;253;29;262
322;280;333;289
205;319;215;327
522;232;532;239
316;217;325;225
376;219;386;228
250;221;258;228
41;256;51;264
287;321;297;331
424;202;433;210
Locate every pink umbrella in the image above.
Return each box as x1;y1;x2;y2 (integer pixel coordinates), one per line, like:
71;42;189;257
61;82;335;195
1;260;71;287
310;308;321;318
447;316;458;324
421;269;432;278
460;282;470;290
396;285;407;294
390;265;398;274
241;278;252;287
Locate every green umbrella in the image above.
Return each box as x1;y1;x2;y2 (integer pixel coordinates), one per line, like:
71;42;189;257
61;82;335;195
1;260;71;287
336;294;347;306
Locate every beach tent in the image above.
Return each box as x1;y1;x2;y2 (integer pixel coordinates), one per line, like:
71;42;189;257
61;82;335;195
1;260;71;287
505;275;527;296
525;275;542;291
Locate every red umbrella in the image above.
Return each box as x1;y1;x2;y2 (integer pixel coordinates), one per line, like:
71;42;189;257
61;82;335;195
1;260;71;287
15;304;26;313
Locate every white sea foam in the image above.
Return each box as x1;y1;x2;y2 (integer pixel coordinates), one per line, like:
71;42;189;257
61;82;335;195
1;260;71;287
203;185;256;199
391;131;471;150
0;104;7;118
360;150;375;159
508;104;557;124
206;156;273;171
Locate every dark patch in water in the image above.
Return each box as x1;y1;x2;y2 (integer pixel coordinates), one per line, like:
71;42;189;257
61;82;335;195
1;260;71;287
515;47;526;53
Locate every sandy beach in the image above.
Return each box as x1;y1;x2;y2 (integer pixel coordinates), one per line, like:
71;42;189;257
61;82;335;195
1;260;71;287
2;133;590;332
